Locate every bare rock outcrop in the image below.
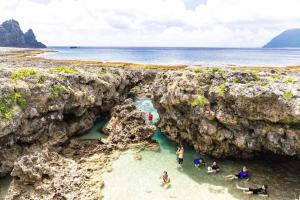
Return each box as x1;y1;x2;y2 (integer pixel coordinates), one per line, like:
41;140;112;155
103;98;156;148
6;150;103;200
152;69;300;158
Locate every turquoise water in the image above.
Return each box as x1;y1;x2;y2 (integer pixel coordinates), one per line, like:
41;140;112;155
42;47;300;66
134;97;160;124
78;116;109;140
0;176;12;200
102;98;300;200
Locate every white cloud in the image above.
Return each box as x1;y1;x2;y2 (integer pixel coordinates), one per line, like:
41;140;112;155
0;0;300;47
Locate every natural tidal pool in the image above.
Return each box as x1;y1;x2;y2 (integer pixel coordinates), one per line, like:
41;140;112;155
78;116;109;140
0;176;12;200
102;97;300;200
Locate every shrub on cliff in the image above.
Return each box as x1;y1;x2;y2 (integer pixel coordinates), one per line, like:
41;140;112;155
191;95;208;107
283;91;293;100
10;68;36;81
49;84;66;98
0;91;26;119
52;66;79;74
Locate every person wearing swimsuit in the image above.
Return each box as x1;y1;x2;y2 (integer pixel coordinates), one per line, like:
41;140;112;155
207;161;220;173
160;171;171;189
236;184;268;197
176;145;184;166
224;166;250;181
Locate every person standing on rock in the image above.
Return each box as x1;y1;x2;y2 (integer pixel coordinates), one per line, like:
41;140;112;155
148;112;153;124
176;145;184;166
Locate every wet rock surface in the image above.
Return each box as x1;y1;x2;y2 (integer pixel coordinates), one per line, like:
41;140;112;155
152;69;300;158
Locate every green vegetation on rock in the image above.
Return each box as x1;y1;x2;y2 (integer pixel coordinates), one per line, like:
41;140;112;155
283;91;293;100
284;78;295;83
52;66;79;74
0;91;26;119
216;85;226;94
194;68;204;73
99;69;108;74
191;95;208;107
10;68;36;80
50;84;66;98
211;67;220;72
271;74;282;80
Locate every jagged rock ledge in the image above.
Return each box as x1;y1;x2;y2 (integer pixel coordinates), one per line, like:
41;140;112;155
0;65;155;178
151;69;300;158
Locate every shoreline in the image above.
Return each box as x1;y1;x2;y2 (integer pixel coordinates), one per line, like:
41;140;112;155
0;47;299;200
2;47;300;73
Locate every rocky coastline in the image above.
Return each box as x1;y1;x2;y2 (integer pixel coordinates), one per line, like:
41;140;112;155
152;69;300;158
0;49;299;199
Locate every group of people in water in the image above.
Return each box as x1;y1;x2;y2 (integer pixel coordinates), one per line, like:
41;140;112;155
160;144;269;197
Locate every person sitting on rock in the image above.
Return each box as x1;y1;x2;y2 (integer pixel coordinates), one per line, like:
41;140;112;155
207;161;220;173
194;157;206;169
160;171;171;189
236;184;268;197
224;166;249;181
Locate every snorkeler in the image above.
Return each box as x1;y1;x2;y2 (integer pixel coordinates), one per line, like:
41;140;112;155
207;161;220;173
194;157;206;168
224;166;249;180
160;171;171;189
176;145;184;166
236;184;268;197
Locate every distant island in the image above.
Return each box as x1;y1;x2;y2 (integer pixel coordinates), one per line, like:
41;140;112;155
263;29;300;48
0;19;46;48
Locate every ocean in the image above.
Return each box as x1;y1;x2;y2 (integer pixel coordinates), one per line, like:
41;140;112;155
41;47;300;67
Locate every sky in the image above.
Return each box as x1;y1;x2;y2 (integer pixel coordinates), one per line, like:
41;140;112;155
1;0;300;47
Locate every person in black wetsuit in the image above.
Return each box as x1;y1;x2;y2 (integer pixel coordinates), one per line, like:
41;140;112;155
236;184;268;197
207;161;220;173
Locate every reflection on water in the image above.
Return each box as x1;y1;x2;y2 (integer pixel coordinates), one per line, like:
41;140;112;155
0;176;12;200
102;97;300;200
78;116;109;140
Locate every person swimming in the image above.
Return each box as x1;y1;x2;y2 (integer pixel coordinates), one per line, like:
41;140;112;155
160;171;171;189
224;166;249;180
176;145;184;166
236;184;268;197
207;161;220;173
194;157;206;168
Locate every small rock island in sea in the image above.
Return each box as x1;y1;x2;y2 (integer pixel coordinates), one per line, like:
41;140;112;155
0;19;46;48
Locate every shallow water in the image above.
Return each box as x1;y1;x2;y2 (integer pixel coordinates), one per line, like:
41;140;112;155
134;97;160;124
78;116;109;140
102;98;300;200
0;176;12;200
42;47;300;66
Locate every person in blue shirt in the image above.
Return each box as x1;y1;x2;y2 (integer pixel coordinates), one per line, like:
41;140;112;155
194;157;206;168
224;166;250;181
